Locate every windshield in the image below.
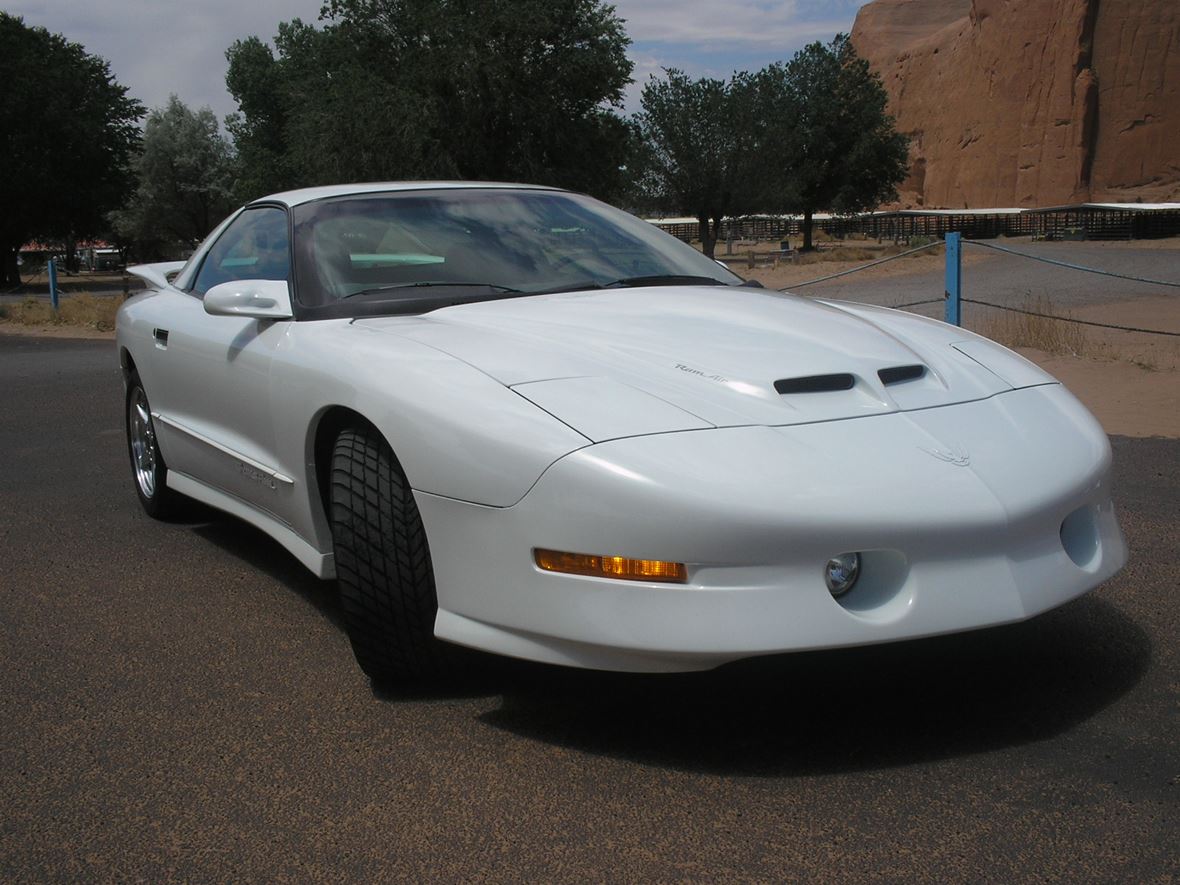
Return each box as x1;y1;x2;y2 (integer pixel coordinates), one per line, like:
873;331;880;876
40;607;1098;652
289;188;744;317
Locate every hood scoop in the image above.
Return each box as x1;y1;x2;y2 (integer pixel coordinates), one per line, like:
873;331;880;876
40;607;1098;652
774;365;927;396
878;364;927;386
774;373;855;395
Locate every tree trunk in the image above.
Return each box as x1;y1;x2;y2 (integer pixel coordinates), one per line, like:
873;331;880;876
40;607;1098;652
697;212;716;259
1;246;20;289
801;209;815;252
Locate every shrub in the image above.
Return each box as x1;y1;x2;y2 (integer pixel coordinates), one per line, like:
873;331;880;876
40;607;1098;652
974;293;1086;357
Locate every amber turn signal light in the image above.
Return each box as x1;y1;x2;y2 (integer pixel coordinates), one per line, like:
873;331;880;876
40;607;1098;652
534;548;688;583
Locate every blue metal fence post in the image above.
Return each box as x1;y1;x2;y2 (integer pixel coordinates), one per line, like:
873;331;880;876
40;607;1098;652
944;232;961;326
48;259;60;312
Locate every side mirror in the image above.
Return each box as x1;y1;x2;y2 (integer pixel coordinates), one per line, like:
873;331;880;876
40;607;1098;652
204;279;293;320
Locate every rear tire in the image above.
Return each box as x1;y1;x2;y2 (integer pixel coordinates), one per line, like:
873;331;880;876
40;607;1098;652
125;371;180;519
329;425;457;686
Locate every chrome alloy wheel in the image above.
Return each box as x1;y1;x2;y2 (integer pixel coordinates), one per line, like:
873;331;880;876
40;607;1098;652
129;387;158;499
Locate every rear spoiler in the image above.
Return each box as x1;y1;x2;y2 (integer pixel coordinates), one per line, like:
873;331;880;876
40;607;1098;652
127;261;187;290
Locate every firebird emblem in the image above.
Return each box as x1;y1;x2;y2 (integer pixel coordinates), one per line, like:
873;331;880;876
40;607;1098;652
919;444;970;466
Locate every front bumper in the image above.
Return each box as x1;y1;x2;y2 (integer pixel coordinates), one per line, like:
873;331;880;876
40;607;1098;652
420;384;1126;672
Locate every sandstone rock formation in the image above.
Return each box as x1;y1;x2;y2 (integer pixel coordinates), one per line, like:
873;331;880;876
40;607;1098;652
850;0;1180;207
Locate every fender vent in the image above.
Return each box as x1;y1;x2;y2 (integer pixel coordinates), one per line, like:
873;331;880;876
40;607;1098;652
774;373;855;394
878;364;926;385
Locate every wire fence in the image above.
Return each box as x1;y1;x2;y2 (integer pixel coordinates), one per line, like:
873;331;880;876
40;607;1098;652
961;297;1180;337
778;240;944;290
964;240;1180;289
890;298;944;310
776;236;1180;338
3;264;48;295
2;261;51;296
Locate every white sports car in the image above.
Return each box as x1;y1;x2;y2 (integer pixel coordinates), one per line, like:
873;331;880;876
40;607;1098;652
118;182;1126;684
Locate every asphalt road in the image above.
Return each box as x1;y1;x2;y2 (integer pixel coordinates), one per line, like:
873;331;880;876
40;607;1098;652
2;335;1177;881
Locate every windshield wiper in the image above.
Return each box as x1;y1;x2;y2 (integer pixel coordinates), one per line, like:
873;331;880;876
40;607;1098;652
342;281;524;299
602;274;730;288
535;274;733;296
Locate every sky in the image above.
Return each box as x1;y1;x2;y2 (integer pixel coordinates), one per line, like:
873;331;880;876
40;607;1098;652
7;0;872;124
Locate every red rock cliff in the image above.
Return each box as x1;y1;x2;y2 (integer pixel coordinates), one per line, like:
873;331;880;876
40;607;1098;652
850;0;1180;207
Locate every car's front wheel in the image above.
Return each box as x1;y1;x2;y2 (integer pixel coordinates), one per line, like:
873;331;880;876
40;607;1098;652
125;372;180;519
329;425;458;686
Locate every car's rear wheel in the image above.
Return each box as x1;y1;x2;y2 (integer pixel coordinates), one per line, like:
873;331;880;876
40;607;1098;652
125;372;180;519
329;425;458;686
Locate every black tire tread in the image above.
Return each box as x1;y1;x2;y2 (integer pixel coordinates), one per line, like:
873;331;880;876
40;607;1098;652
329;425;456;685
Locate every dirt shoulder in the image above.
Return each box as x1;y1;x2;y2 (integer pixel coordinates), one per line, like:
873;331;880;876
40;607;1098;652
0;322;114;340
1020;347;1178;439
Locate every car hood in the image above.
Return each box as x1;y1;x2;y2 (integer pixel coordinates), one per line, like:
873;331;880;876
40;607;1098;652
357;286;1054;442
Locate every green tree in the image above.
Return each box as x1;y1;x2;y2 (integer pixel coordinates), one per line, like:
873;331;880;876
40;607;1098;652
634;70;758;258
225;0;634;202
759;35;908;250
111;96;237;257
0;12;143;286
225;35;295;200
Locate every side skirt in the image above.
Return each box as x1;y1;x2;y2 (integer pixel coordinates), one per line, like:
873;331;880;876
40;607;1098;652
167;471;335;579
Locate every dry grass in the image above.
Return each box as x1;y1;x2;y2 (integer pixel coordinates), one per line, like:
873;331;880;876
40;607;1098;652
793;246;881;264
0;293;121;332
972;293;1088;357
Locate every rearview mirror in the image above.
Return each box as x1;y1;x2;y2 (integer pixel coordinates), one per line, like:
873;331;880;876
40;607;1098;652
204;279;293;320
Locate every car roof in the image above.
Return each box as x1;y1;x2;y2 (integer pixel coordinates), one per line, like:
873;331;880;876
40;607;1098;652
251;181;563;208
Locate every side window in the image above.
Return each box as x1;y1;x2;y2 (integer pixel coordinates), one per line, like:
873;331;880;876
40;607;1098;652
192;206;291;295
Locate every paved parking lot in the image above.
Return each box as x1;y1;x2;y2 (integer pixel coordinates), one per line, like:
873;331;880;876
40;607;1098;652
1;334;1177;881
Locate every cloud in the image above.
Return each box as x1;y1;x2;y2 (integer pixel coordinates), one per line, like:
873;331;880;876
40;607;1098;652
615;0;869;113
8;0;323;122
620;52;669;114
614;0;859;50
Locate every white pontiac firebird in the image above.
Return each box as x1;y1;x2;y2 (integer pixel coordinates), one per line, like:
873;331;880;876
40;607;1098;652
118;182;1127;684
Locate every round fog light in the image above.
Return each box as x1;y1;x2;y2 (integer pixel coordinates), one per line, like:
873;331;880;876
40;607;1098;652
825;552;861;597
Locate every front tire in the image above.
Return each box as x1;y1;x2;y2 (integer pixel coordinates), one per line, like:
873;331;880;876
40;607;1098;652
125;372;179;519
329;425;457;686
